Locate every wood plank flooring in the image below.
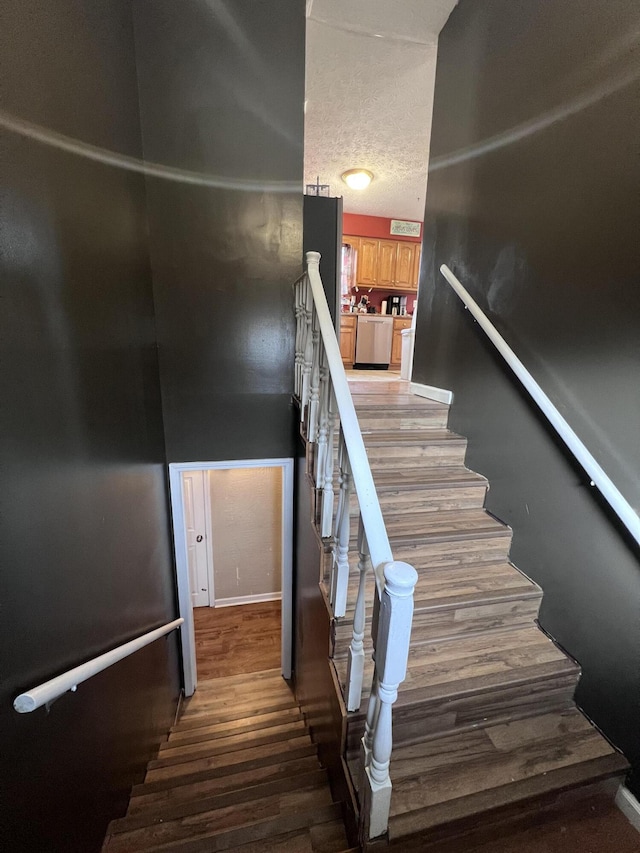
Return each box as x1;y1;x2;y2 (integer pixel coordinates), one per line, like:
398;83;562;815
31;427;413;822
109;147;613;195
328;376;630;848
103;670;355;853
193;600;281;680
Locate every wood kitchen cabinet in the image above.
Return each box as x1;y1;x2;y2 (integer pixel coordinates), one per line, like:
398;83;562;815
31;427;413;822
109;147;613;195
390;317;412;369
339;315;357;367
344;235;421;291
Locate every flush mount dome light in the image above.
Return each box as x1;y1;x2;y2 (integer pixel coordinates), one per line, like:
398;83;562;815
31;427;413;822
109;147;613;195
341;168;374;190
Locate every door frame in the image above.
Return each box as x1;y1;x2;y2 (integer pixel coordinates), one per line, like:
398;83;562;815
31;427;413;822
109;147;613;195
168;458;294;696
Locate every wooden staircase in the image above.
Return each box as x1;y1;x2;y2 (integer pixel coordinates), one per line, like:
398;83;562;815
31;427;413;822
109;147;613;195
329;378;628;848
102;669;356;853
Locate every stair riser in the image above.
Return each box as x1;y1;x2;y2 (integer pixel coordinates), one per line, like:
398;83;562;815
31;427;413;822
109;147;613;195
347;484;488;518
391;535;512;567
332;598;542;657
367;446;467;468
345;674;579;752
358;413;448;430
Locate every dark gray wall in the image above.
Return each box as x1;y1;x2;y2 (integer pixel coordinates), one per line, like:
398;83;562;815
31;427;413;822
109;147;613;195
415;0;640;793
0;2;179;850
133;0;305;463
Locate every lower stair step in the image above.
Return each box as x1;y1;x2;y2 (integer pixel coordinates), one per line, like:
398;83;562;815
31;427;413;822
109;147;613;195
105;801;344;853
336;625;580;746
128;754;322;815
383;708;628;842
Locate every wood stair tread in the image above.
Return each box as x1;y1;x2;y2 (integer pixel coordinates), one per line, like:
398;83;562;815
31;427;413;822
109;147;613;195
337;624;578;708
128;755;322;812
153;720;308;765
353;395;447;410
338;561;541;613
177;694;298;728
104;801;344;853
144;735;315;784
108;768;329;839
385;709;628;839
168;707;303;745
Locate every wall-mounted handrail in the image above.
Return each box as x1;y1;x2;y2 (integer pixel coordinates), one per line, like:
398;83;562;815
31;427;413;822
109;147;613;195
13;617;184;713
440;263;640;548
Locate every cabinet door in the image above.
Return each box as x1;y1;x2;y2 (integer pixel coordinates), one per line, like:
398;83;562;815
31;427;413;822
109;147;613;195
339;318;357;366
357;238;379;286
378;240;398;287
390;328;403;367
395;242;417;289
411;245;422;290
343;235;360;253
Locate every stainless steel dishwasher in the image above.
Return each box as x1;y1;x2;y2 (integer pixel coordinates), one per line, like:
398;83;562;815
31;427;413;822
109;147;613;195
354;314;394;368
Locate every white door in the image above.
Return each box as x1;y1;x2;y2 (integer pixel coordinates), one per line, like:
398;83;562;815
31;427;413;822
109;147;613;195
182;470;210;607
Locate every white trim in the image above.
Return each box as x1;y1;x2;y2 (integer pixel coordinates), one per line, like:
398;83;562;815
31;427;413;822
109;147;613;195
440;264;640;548
410;381;453;405
14;618;183;713
215;591;283;608
202;474;215;607
616;786;640;832
169;458;295;694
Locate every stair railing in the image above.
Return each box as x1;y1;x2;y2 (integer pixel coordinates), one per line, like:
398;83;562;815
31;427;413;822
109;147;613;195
13;618;184;713
439;264;640;548
294;251;418;841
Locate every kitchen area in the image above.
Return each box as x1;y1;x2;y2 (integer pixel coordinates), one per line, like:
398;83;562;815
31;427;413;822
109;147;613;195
339;215;421;372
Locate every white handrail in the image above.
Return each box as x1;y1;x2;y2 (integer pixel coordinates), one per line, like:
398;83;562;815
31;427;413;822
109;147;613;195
440;263;640;548
306;252;394;584
13;617;184;713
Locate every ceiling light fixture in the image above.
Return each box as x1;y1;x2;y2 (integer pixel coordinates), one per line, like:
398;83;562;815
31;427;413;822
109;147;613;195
341;168;374;190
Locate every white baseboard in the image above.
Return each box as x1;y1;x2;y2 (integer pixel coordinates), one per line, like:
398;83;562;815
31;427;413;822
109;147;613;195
410;382;453;405
616;785;640;832
214;591;282;608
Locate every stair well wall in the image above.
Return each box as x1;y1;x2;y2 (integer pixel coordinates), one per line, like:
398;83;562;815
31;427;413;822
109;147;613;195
0;2;180;850
413;0;640;796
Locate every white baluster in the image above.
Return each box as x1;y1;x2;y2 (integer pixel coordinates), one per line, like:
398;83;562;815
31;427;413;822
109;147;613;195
361;561;418;841
313;345;329;471
294;279;304;399
329;434;344;607
320;385;337;538
300;279;314;422
331;434;352;618
307;307;321;441
345;515;370;711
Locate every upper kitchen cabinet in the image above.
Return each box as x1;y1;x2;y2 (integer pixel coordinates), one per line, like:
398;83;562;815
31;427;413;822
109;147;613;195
377;240;398;287
344;235;421;291
356;237;379;286
396;241;418;289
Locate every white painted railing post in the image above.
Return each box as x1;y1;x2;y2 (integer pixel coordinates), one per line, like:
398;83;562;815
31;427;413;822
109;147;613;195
294;278;304;399
308;307;321;442
300;278;314;421
314;345;329;486
346;515;370;711
362;561;418;841
331;431;352;618
320;383;337;538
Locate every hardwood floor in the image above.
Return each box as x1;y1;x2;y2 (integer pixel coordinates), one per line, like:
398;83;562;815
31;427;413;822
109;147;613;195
193;601;281;681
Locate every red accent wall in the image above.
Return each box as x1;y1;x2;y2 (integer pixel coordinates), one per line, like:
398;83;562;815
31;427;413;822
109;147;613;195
343;213;422;243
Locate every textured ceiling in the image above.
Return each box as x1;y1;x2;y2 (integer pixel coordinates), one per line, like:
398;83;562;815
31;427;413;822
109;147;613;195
304;0;458;221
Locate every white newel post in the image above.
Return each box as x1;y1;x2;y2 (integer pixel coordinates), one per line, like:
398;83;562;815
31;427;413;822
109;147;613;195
331;433;352;618
346;515;370;711
362;561;418;841
321;385;337;538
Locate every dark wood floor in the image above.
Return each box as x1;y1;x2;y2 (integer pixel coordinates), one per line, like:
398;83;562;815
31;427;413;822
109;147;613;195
193;600;281;681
